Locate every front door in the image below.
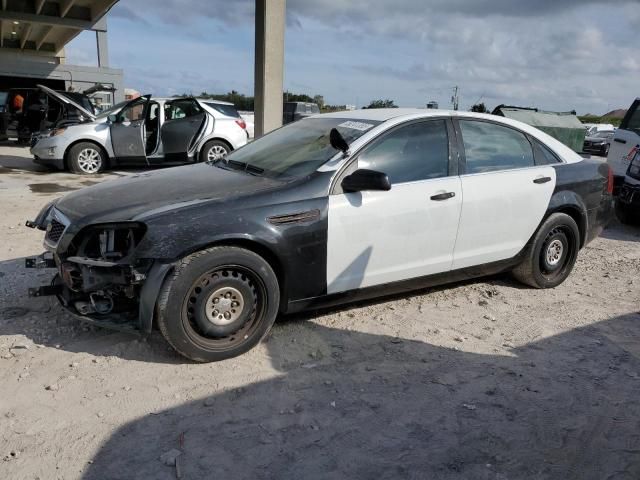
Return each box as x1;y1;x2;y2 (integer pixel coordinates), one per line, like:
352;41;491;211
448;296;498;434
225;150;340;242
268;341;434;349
452;119;556;270
110;95;150;163
327;119;462;294
161;98;206;160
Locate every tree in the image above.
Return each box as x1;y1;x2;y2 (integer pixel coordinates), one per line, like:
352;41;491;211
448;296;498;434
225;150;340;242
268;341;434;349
471;102;489;113
364;99;398;109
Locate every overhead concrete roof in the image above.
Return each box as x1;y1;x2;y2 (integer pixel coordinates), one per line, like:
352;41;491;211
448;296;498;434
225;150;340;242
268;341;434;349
0;0;118;54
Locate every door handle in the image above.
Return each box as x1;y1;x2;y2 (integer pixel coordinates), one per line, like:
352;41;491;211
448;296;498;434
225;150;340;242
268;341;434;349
533;176;552;184
430;191;455;201
614;138;627;144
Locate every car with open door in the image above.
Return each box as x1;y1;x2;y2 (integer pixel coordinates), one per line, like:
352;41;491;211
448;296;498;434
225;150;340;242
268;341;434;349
30;95;248;174
25;109;613;361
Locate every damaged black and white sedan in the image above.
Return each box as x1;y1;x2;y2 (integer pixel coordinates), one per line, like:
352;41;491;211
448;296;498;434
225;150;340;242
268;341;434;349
26;109;613;362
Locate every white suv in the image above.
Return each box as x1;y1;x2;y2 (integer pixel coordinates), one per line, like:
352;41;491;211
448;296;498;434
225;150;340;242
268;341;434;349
607;98;640;188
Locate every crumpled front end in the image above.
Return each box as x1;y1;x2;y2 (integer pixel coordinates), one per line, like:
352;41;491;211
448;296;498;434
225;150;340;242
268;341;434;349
25;203;171;334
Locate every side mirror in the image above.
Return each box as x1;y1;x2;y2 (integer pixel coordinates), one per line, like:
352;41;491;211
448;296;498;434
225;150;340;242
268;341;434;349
341;169;391;193
107;114;118;123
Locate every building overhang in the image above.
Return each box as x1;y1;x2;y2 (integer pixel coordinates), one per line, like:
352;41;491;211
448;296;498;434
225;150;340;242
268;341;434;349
0;0;117;54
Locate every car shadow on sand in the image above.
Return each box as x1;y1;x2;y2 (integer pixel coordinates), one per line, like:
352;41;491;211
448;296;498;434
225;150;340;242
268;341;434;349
78;313;640;480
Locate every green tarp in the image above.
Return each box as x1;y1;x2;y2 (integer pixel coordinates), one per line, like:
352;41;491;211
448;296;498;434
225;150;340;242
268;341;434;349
492;106;586;153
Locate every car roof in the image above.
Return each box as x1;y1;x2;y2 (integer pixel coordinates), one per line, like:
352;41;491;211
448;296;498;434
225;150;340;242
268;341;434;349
196;98;235;106
317;108;583;165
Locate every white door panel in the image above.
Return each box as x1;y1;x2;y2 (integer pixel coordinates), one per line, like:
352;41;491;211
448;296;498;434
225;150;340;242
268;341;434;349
608;129;640;177
452;167;556;270
327;177;462;294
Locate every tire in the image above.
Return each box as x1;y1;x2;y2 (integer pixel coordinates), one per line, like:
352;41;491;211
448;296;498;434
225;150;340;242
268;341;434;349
67;142;106;174
199;140;231;163
512;213;580;289
157;246;280;362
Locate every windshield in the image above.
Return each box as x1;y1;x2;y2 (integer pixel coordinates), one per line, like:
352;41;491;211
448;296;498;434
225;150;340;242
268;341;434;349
218;117;381;179
96;100;129;119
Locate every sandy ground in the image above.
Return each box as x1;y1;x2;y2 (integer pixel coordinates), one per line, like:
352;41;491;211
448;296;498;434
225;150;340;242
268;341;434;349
0;143;639;480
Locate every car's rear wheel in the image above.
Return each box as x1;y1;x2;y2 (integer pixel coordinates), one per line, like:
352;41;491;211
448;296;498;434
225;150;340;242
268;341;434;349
68;142;106;174
157;246;280;362
199;140;230;163
512;213;580;288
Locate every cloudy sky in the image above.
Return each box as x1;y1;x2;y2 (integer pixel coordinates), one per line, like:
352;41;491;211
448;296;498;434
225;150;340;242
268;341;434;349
66;0;640;115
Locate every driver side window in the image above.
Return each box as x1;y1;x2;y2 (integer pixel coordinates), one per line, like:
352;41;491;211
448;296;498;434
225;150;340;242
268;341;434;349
118;99;146;122
357;120;450;184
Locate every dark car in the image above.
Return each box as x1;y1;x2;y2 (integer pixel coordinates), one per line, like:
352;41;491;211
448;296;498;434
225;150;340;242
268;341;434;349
583;130;615;156
26;109;613;362
1;85;111;143
615;145;640;224
283;101;320;124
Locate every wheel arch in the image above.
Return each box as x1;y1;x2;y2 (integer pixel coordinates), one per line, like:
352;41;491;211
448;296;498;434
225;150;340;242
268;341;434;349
146;237;288;333
63;139;110;170
544;190;588;248
197;137;234;157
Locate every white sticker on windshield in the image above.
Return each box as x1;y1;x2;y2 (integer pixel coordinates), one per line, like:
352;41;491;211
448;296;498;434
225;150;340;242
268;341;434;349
337;121;375;131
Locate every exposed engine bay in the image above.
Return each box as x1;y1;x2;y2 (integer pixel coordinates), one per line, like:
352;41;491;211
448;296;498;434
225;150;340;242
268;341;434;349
26;203;156;330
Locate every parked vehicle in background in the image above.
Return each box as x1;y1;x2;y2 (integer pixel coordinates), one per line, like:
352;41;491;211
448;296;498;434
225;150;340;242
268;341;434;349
583;130;615;156
26;109;613;361
31;95;248;174
608;98;640;189
1;85;113;143
615;144;640;224
583;123;615;135
283;101;320;124
199;99;252;140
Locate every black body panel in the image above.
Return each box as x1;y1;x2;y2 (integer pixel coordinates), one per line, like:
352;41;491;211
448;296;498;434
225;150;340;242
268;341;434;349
550;159;612;246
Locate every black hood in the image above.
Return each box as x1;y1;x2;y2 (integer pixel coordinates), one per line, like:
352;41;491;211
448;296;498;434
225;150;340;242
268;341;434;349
55;163;285;224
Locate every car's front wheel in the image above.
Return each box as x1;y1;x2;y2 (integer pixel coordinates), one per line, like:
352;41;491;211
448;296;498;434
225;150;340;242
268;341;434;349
512;212;580;288
199;140;231;163
157;246;280;362
67;142;106;174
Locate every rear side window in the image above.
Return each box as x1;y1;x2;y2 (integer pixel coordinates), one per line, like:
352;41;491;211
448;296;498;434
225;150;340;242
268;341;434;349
205;102;240;118
534;141;562;165
358;120;449;184
460;120;534;174
621;100;640;133
165;99;202;120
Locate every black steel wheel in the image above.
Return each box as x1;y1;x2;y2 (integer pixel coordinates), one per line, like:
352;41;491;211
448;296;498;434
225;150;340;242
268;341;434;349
157;247;280;362
512;213;580;288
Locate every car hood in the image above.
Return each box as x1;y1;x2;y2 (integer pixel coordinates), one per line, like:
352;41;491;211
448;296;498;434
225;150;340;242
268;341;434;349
55;163;285;224
37;84;96;121
585;136;607;142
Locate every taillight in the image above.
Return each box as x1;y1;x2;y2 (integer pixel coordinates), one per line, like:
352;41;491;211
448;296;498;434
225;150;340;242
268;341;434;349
235;119;246;130
607;165;614;194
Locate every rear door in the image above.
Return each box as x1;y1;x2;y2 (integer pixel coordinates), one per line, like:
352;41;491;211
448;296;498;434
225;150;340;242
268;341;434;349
160;98;206;160
607;99;640;178
452;119;556;270
110;95;150;163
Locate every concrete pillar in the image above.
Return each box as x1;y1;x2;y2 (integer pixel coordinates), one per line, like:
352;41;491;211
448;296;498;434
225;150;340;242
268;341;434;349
254;0;285;138
96;30;109;67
